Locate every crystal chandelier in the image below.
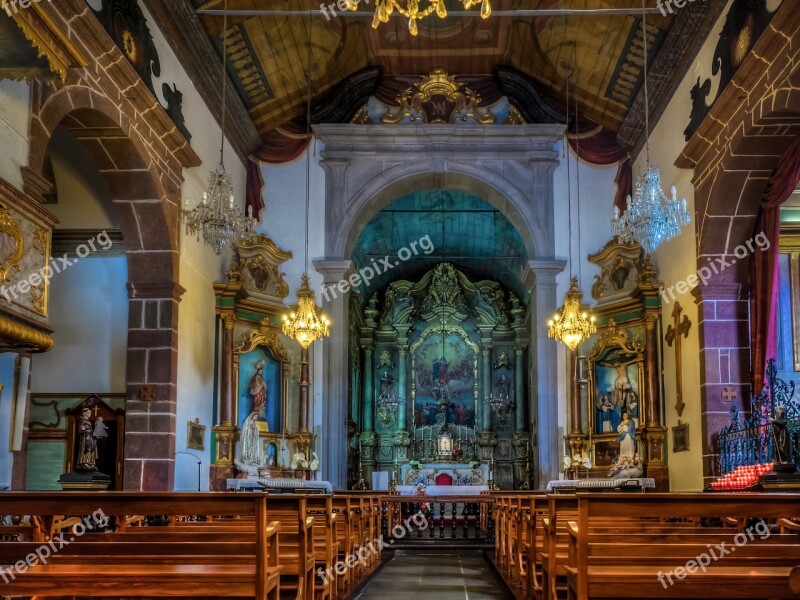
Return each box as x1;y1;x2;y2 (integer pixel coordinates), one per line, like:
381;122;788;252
360;0;491;36
282;275;330;349
184;169;255;255
183;0;255;255
548;278;597;351
612;167;690;254
611;0;691;254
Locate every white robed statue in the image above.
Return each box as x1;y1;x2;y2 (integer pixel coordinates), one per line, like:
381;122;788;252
235;412;263;475
616;412;636;459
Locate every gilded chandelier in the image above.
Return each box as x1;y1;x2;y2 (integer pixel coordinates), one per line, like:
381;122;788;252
547;278;596;351
282;275;330;349
347;0;491;36
612;166;691;255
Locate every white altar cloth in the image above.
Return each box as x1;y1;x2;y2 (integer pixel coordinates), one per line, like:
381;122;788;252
397;485;488;496
227;477;333;493
545;478;655;492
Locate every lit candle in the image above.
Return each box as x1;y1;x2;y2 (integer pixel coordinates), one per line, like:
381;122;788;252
229;194;234;210
202;192;208;205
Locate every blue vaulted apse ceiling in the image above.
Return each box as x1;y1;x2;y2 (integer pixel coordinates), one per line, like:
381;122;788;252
352;190;529;298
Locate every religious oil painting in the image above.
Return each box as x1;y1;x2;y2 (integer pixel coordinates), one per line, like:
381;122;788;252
413;331;477;429
237;347;282;434
592;347;644;435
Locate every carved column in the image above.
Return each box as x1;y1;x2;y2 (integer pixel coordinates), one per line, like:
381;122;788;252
314;259;353;490
210;314;237;490
514;345;526;432
526;259;567;488
362;343;375;433
481;343;492;431
396;345;408;432
643;313;668;490
298;346;310;432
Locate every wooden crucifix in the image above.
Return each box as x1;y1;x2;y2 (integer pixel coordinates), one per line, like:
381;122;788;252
665;302;692;417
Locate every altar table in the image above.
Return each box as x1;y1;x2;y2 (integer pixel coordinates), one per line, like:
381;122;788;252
227;477;333;493
397;484;488;496
545;477;655;492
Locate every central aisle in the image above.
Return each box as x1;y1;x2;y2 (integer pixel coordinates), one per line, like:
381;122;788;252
355;551;511;599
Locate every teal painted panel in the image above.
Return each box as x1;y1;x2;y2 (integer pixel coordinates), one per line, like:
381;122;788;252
25;441;65;491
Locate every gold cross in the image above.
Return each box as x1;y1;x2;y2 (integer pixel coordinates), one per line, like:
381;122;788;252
665;302;692;418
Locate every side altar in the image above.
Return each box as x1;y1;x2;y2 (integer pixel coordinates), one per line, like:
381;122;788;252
209;235;320;490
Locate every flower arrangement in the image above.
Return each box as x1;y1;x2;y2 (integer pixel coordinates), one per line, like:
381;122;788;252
409;459;421;470
291;452;309;470
468;455;481;469
453;448;464;459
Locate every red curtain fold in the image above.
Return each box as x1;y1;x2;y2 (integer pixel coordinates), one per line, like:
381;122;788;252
246;119;310;221
751;134;800;392
613;159;633;213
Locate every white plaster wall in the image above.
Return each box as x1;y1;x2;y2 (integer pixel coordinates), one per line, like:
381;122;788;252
139;2;247;491
553;143;621;460
631;0;737;491
31;126;126;395
0;79;31;190
258;148;326;447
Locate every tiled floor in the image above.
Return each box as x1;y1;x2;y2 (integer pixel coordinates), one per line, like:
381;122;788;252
354;551;510;600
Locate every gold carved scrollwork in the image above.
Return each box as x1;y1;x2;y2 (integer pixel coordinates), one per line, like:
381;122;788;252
0;202;25;284
382;69;497;125
234;318;290;365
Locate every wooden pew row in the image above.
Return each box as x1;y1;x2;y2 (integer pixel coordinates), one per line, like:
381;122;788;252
566;493;800;600
0;493;281;599
490;491;548;592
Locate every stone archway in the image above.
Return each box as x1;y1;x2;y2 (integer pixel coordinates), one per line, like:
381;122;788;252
24;80;198;490
677;4;800;483
314;123;566;489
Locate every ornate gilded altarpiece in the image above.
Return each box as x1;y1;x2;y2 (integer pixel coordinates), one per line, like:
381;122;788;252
566;237;669;489
0;177;57;353
210;234;311;489
351;262;531;490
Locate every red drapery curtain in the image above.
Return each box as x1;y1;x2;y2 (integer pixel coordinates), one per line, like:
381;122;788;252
246;118;310;220
567;121;631;211
751;134;800;392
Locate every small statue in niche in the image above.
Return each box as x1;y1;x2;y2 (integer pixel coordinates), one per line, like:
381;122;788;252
496;373;511;399
236;412;263;475
76;408;98;472
93;416;109;458
770;406;796;472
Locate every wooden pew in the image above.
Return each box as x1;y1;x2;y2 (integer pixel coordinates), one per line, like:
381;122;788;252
330;494;357;598
566;493;800;600
0;493;281;599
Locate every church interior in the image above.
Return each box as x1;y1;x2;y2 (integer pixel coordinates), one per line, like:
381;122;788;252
0;0;799;598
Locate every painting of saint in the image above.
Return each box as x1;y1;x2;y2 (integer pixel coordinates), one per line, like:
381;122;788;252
414;332;476;429
593;349;641;434
238;348;282;433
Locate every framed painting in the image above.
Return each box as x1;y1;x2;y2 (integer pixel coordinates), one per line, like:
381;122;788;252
187;418;206;451
233;325;290;435
672;421;689;453
411;327;478;429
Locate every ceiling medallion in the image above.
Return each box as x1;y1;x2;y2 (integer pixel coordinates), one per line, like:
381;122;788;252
352;0;491;36
382;69;496;124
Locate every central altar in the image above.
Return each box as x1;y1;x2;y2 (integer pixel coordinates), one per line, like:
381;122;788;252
401;463;490;486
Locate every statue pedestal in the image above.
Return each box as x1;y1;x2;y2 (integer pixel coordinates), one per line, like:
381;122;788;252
759;470;800;491
59;471;111;491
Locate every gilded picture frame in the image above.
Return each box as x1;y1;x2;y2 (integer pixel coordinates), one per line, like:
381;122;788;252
187;418;206;451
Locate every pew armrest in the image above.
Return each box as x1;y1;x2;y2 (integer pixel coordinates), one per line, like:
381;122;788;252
266;521;280;569
566;521;579;538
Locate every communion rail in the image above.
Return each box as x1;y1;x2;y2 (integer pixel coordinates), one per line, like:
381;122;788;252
380;495;494;548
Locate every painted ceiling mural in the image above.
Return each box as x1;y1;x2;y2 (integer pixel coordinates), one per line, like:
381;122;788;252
192;0;682;135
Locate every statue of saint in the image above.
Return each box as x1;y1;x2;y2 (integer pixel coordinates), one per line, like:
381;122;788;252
770;406;795;471
497;373;511;399
249;361;267;419
76;408;98;471
616;412;636;459
238;412;263;472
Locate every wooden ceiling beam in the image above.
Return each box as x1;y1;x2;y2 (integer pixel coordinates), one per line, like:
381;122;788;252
142;0;263;162
616;1;727;154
